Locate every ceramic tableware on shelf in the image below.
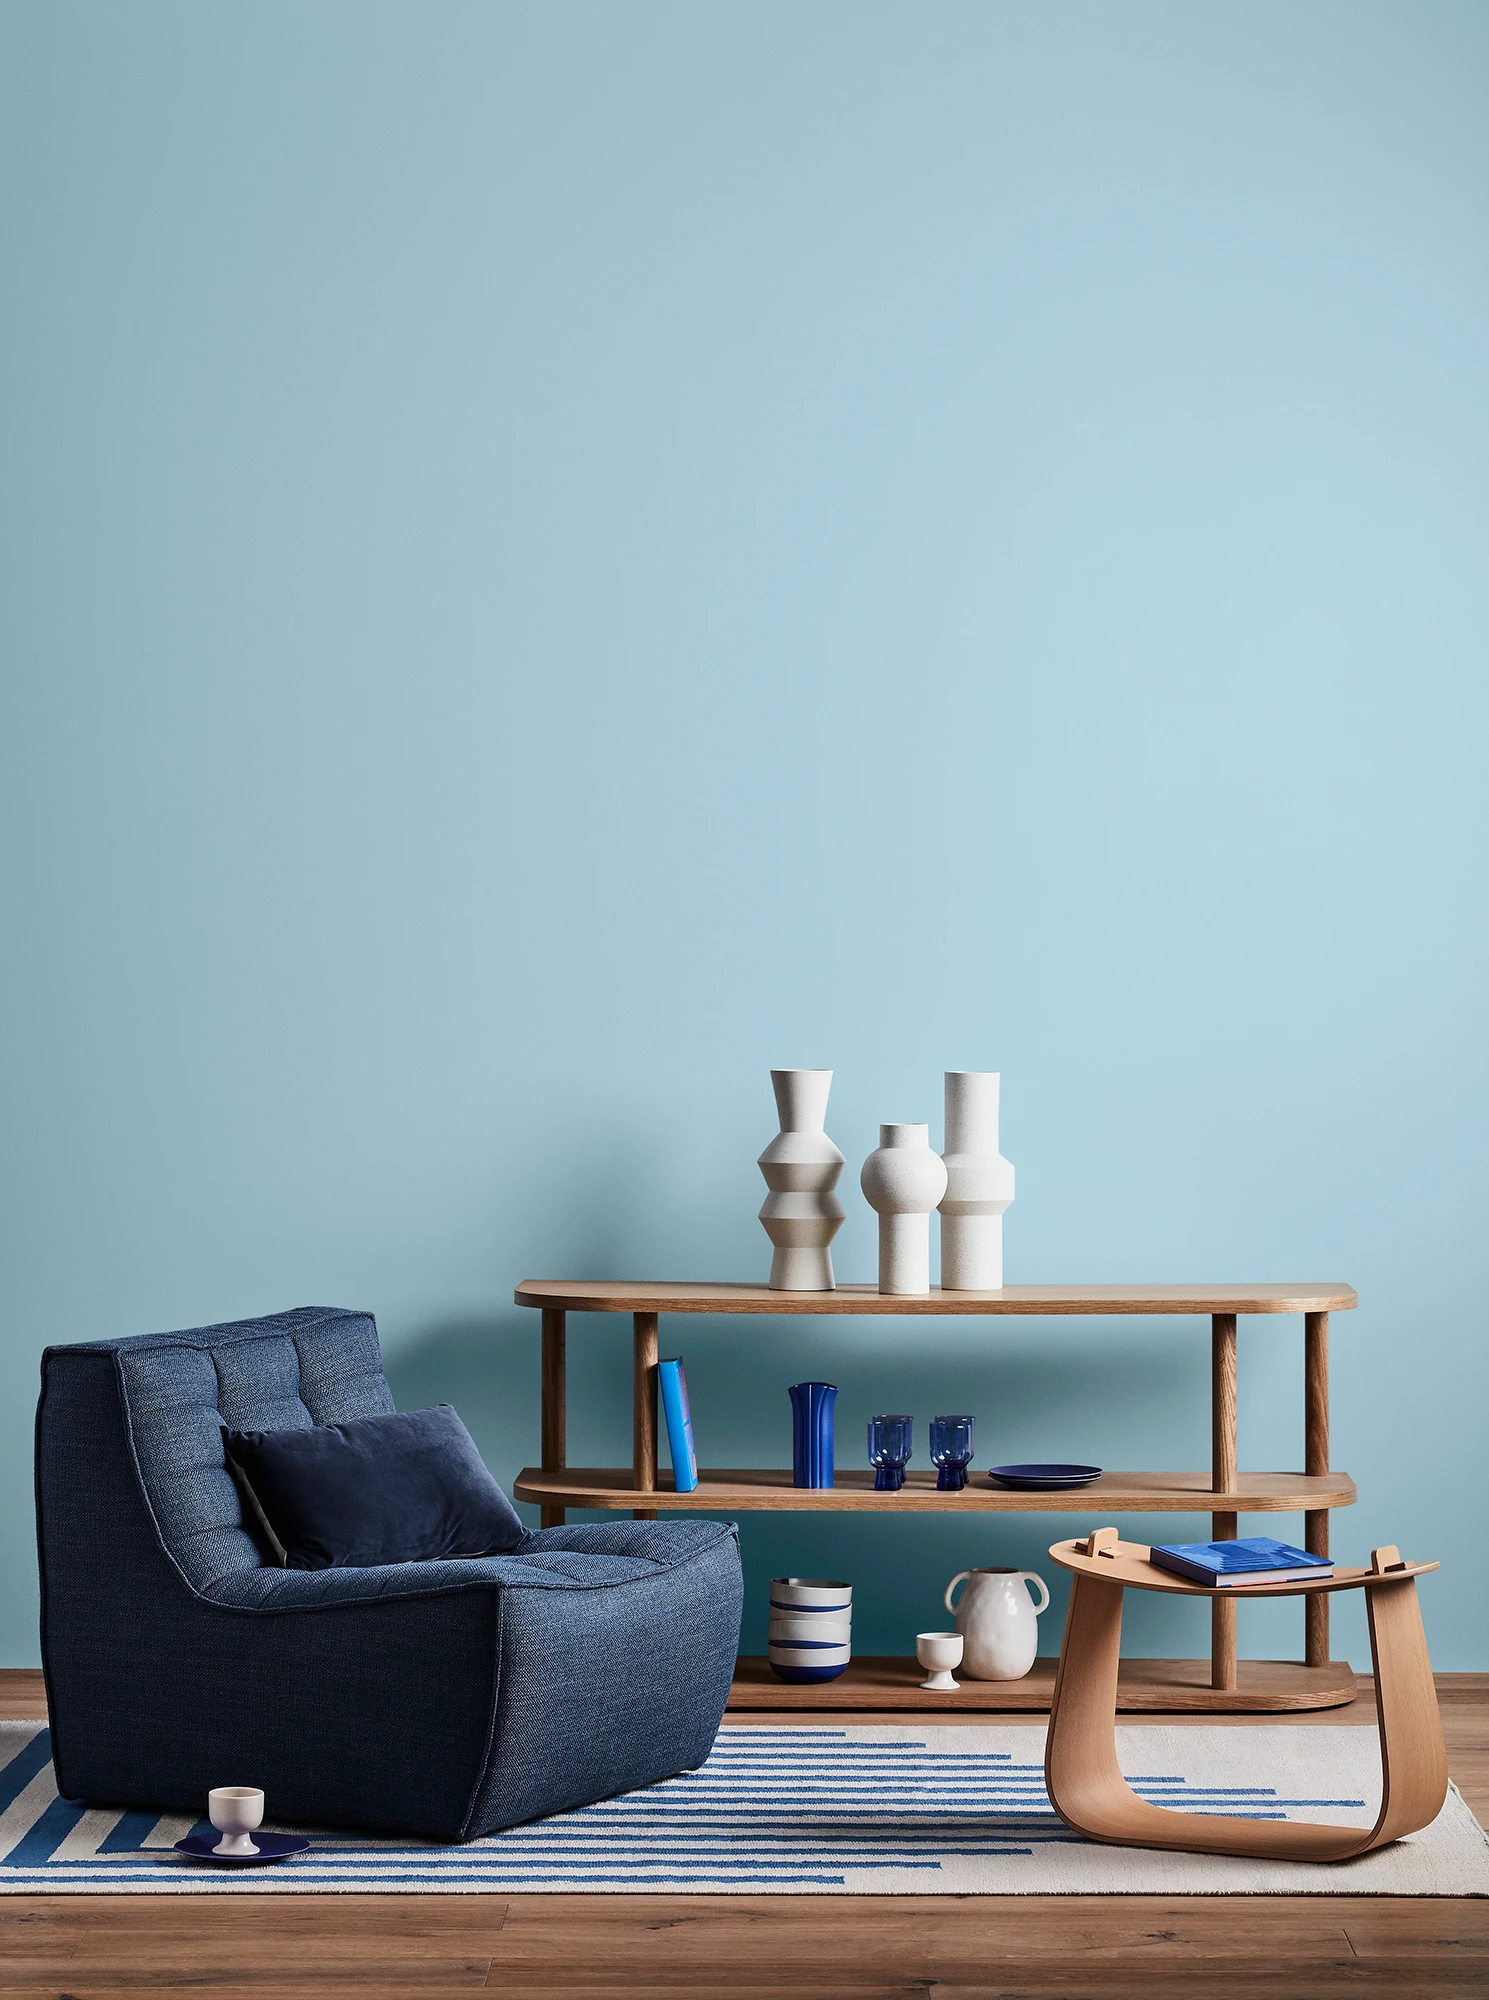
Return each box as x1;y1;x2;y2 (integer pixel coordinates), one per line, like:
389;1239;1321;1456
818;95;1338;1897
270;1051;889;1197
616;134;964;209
769;1613;852;1645
769;1577;852;1612
986;1463;1102;1490
768;1576;851;1682
944;1566;1051;1680
916;1630;964;1691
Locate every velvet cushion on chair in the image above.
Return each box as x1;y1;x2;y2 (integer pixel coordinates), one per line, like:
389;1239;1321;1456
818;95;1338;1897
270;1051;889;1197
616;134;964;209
222;1405;526;1569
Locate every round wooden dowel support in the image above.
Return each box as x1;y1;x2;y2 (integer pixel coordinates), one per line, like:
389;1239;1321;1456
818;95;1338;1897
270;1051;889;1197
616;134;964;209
539;1309;567;1530
632;1312;659;1521
1305;1310;1330;1668
1211;1314;1239;1691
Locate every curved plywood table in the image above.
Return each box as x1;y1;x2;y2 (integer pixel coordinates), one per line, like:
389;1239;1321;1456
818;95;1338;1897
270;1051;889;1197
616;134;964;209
1045;1530;1447;1861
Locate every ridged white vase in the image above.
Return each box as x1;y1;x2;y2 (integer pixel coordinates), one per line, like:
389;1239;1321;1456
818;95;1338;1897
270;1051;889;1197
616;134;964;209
758;1070;846;1291
939;1071;1015;1290
860;1123;948;1296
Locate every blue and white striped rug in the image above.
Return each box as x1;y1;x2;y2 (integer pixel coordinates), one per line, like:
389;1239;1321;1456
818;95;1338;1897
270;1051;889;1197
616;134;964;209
3;1723;1485;1894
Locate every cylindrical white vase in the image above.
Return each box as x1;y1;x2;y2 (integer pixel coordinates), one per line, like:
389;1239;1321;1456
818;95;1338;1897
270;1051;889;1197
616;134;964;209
860;1123;949;1295
758;1069;846;1291
939;1072;1015;1290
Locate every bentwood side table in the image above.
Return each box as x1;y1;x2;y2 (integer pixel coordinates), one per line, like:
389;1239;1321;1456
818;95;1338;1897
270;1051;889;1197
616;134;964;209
513;1280;1359;1714
1045;1529;1446;1859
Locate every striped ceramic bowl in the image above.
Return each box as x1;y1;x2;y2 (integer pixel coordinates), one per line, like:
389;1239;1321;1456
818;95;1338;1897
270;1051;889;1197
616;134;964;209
767;1578;852;1682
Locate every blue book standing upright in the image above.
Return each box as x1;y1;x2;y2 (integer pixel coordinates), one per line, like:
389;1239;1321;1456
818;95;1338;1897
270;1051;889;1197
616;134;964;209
658;1358;699;1493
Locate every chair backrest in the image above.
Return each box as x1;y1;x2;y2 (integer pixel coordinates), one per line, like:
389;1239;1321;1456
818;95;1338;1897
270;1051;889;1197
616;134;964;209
38;1308;394;1594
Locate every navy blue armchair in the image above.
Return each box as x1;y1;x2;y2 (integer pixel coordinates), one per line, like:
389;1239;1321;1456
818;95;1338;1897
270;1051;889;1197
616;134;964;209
35;1307;742;1840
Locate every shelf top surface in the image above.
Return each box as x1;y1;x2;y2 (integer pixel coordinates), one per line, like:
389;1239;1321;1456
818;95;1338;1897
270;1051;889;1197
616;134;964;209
515;1279;1357;1316
1048;1535;1437;1596
512;1467;1358;1513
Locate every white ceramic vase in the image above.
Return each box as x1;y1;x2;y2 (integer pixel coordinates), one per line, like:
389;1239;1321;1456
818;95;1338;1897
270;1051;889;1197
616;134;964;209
758;1070;846;1291
938;1071;1015;1290
943;1567;1050;1680
859;1124;949;1295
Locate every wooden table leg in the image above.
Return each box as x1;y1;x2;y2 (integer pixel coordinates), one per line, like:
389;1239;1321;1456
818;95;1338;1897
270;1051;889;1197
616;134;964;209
539;1308;566;1530
1363;1553;1449;1845
1305;1310;1329;1668
1210;1312;1238;1690
632;1311;659;1521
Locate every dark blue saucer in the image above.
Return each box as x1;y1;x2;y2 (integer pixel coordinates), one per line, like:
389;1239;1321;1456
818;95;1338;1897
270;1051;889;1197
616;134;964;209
174;1831;311;1865
987;1463;1103;1490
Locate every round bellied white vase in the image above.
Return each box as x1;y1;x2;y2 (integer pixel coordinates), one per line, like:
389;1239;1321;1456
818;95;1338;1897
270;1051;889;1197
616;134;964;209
859;1123;949;1296
943;1567;1050;1680
938;1071;1015;1290
757;1069;846;1291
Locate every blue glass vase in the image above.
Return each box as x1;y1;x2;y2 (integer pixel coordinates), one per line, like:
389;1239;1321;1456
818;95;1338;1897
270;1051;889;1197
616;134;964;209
789;1381;837;1488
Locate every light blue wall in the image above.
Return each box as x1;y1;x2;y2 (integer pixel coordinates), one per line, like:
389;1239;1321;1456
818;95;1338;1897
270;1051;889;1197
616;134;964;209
2;1;1485;1672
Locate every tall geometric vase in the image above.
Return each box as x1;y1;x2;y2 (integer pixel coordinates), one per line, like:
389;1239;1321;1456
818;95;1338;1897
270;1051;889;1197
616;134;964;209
939;1071;1015;1290
859;1123;949;1296
758;1069;846;1291
789;1381;838;1488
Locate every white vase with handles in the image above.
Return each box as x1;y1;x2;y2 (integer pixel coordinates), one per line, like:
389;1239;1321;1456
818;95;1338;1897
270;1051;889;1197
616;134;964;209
758;1070;846;1291
943;1566;1051;1680
939;1071;1015;1290
859;1124;948;1295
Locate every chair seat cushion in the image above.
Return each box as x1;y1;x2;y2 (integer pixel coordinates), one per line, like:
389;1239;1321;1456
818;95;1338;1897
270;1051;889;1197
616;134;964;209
223;1405;525;1570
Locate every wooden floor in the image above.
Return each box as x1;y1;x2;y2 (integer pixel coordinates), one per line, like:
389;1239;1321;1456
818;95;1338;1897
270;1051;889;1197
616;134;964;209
3;1669;1486;1998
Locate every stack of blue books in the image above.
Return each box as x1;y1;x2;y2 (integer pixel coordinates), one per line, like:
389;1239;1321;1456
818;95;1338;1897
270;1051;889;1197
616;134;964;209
1149;1537;1333;1587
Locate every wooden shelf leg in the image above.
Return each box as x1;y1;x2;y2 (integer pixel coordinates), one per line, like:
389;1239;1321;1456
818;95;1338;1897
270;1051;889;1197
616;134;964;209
1305;1310;1329;1669
539;1308;566;1530
633;1311;659;1521
1211;1312;1238;1692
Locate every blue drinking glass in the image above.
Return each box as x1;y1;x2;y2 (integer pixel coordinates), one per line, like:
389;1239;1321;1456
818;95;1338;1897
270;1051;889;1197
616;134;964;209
867;1414;913;1491
930;1413;975;1490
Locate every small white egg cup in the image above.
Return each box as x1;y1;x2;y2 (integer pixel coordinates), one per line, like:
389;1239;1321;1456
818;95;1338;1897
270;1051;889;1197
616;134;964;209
209;1786;265;1857
916;1630;964;1690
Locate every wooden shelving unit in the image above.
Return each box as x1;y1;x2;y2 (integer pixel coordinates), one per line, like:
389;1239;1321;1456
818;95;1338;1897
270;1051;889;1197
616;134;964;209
513;1278;1358;1714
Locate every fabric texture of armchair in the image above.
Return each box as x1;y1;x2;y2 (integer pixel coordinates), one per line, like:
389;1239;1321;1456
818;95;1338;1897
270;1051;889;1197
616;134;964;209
35;1307;743;1840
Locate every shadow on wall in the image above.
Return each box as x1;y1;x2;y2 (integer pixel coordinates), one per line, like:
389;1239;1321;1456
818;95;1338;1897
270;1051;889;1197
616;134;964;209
383;1311;537;1507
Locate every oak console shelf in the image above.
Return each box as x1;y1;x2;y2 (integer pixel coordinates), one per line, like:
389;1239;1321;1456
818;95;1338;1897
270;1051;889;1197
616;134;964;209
515;1467;1356;1514
514;1278;1357;1714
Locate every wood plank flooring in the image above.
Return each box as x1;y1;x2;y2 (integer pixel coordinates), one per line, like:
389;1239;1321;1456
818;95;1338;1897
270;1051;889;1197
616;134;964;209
3;1669;1486;1998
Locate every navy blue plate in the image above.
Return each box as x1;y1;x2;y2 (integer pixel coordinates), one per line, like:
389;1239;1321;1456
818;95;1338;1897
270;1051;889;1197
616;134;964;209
174;1831;311;1865
987;1463;1103;1490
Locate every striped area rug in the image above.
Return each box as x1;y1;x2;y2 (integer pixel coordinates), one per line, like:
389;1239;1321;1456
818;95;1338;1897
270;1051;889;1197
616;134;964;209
2;1722;1485;1894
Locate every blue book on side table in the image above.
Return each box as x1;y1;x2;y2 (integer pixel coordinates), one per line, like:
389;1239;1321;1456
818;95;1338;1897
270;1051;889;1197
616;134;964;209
1149;1537;1333;1587
658;1357;699;1493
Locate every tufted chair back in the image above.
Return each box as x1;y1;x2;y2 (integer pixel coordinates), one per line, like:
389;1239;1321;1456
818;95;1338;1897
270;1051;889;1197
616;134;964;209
44;1308;394;1594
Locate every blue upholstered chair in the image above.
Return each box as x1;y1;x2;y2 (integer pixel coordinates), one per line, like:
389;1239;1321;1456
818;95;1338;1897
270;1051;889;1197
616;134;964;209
35;1307;742;1840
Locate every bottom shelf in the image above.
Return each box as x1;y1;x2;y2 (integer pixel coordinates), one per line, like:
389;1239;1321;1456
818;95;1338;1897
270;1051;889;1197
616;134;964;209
727;1655;1358;1714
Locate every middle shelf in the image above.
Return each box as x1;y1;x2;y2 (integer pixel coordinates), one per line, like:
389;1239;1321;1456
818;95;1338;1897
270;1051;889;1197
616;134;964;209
513;1466;1358;1513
